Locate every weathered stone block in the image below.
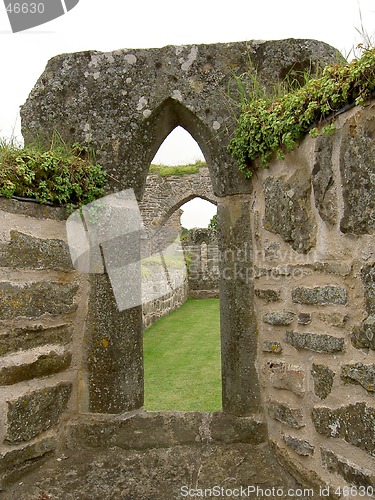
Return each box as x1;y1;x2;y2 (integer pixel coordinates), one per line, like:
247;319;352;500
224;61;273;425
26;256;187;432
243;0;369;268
361;264;375;315
312;402;375;456
339;108;375;235
0;437;56;488
0;324;73;357
286;331;344;353
311;364;335;400
267;362;305;396
341;363;375;393
255;288;281;302
262;341;283;354
312;134;337;225
351;315;375;351
283;435;314;456
263;311;295;326
319;312;349;327
0;230;73;270
263;173;316;253
0;350;72;385
0;282;78;320
6;382;72;443
297;312;311;325
321;447;375;488
292;285;347;305
267;401;304;428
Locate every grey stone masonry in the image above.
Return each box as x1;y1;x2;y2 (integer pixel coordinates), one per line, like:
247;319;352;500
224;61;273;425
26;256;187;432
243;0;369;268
320;448;375;488
263;311;295;326
311;364;335;400
312;403;375;456
6;383;72;443
267;401;304;428
286;332;344;353
0;282;78;320
283;435;314;456
341;363;375;393
0;230;73;270
292;285;348;305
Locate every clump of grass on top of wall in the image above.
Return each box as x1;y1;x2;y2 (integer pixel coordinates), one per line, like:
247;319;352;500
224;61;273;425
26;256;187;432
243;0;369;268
149;159;206;177
0;132;107;211
228;46;375;178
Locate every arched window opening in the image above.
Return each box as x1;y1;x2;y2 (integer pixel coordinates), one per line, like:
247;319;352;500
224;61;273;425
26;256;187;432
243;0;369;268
141;128;221;413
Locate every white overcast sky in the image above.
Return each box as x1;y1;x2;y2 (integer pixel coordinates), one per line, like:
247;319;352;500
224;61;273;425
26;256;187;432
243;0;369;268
0;0;374;227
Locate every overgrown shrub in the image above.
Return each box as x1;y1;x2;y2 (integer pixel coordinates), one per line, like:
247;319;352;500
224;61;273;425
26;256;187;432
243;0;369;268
0;138;107;210
228;47;375;178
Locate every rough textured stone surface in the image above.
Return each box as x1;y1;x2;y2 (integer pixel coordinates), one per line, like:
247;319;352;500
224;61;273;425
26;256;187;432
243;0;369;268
263;311;295;326
2;443;309;499
66;412;267;450
267;362;305;396
262;341;283;354
20;39;340;199
86;273;143;413
255;288;281;302
298;312;312;325
320;447;375;488
283;435;315;456
292;285;348;305
341;363;375;393
286;332;344;353
0;282;78;319
0;198;67;220
0;324;73;357
263;173;316;253
351;315;375;351
339;104;375;234
312;134;337;225
361;264;375;315
267;401;304;428
218;195;261;415
312;403;375;456
140;167;217;230
0;231;72;270
311;364;335;400
0;437;57;489
0;350;72;385
6;383;72;443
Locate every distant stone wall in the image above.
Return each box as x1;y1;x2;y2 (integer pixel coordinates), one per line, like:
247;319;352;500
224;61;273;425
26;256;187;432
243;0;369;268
182;228;219;298
0;199;87;489
252;102;375;491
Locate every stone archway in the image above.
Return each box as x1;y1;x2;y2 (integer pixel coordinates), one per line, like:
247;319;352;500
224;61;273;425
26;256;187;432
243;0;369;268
20;38;340;417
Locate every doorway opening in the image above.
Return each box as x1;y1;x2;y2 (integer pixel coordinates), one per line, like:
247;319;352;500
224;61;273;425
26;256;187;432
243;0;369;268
141;126;221;411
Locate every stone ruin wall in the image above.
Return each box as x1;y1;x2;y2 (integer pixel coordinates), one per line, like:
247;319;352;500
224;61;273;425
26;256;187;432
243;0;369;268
0;200;86;488
0;102;373;492
252;102;375;490
1;37;374;494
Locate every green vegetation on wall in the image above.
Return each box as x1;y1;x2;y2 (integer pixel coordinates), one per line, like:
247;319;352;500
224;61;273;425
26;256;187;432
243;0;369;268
149;159;206;177
228;47;375;178
0;136;107;210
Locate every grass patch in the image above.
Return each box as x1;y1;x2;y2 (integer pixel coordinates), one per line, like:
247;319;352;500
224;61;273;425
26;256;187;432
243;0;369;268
149;159;206;177
143;298;221;411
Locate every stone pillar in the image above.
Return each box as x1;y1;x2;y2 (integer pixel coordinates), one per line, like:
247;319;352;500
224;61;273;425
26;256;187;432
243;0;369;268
218;194;261;416
85;273;144;414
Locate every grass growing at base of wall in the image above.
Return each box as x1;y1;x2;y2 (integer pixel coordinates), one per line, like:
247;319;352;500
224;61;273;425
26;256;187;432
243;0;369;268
143;298;221;411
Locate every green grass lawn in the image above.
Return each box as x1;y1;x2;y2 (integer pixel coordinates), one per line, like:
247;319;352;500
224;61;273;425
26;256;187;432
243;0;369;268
143;298;221;411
